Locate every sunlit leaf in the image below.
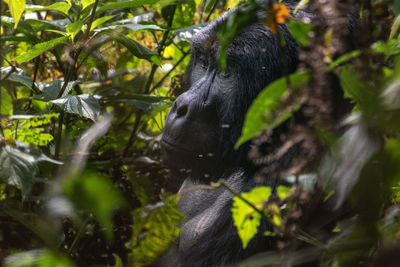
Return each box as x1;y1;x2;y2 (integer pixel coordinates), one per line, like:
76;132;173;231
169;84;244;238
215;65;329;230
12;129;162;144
276;185;294;200
287;19;312;46
4;249;76;267
66;21;83;42
294;0;309;14
81;0;95;10
14;36;69;64
91;15;115;30
232;186;272;249
26;2;71;16
1;67;33;89
236;73;309;148
1;87;14;116
4;0;26;28
51;94;100;121
129;196;185;267
96;0;160;14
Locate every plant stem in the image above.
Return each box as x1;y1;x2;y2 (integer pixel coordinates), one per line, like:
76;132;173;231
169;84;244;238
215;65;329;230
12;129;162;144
55;111;64;160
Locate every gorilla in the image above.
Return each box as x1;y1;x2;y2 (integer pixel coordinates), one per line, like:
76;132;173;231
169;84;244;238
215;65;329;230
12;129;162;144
160;1;304;266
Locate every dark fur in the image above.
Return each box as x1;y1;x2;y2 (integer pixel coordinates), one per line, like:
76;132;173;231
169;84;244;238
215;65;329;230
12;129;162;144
160;1;301;266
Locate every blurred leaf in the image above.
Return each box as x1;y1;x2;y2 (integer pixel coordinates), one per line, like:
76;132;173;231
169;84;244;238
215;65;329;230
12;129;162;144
113;254;124;267
328;50;360;71
1;87;14;116
91;15;116;30
129;196;185;267
81;0;95;10
4;249;76;267
64;171;125;240
294;0;309;14
26;2;71;16
371;39;400;57
4;0;26;28
320;121;381;208
236;73;309;149
391;2;400;16
96;0;160;14
110;32;161;65
218;1;259;66
0;16;41;43
232;186;272;249
203;0;217;12
172;23;207;42
14;36;69;64
66;21;83;42
276;185;294;200
51;94;100;121
390;15;400;39
36;80;79;100
339;65;380;118
285;174;317;192
287;19;312;46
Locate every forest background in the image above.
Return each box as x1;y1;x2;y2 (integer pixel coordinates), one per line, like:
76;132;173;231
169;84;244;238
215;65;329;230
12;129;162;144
1;0;400;266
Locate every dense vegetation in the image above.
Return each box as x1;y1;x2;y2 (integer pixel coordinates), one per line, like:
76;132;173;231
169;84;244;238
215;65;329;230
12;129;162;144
1;0;400;266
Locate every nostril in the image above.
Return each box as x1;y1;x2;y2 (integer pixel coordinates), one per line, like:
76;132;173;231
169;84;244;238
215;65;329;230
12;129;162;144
176;105;188;118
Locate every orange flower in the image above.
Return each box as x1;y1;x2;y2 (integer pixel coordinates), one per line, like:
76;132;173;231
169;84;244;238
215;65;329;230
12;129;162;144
264;3;291;33
274;3;290;24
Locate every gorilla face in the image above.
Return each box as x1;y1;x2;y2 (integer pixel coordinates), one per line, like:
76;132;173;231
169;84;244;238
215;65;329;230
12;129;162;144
161;11;299;178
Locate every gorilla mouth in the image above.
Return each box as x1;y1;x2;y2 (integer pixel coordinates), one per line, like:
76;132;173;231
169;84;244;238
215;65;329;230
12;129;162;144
161;138;199;155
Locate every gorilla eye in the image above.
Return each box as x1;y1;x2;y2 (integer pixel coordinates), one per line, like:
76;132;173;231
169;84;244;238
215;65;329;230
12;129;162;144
199;58;208;69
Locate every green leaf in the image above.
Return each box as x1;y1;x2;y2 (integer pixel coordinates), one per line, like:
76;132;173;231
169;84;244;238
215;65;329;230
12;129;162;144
4;250;76;267
390;15;400;39
339;65;380;118
96;0;160;14
51;94;100;121
1;87;13;115
232;187;272;249
5;0;26;28
371;39;400;57
129;196;185;267
91;15;115;30
36;80;79;100
66;21;83;42
14;36;69;64
0;146;37;196
26;2;71;16
1;67;33;89
276;185;294;200
328;50;360;71
294;0;309;14
287;19;313;47
110;32;161;65
81;0;95;10
64;171;125;240
235;73;310;149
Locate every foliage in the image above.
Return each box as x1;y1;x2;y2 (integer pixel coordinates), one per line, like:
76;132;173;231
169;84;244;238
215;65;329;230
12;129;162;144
1;0;400;266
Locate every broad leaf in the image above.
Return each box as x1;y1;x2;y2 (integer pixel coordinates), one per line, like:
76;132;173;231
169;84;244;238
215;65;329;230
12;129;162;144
1;87;13;115
36;80;79;100
14;36;69;64
26;2;71;16
236;73;309;148
63;171;125;240
232;186;272;249
51;94;100;121
172;23;207;42
4;250;75;267
1;67;33;89
91;15;116;30
81;0;95;10
0;145;61;196
4;0;26;28
66;21;83;41
96;0;160;14
110;32;161;65
129;196;185;267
